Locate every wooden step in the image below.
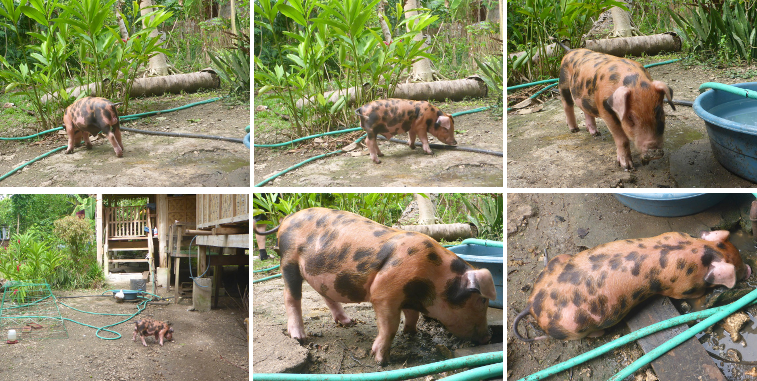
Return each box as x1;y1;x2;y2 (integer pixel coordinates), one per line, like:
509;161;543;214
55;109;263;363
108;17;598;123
108;259;149;263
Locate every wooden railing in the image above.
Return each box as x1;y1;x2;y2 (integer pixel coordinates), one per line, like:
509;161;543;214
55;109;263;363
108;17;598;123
105;206;152;239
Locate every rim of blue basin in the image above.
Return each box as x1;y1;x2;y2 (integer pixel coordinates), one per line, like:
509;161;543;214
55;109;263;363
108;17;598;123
693;82;757;135
616;193;706;201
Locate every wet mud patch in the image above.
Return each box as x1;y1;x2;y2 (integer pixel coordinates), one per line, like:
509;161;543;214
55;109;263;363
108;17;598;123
254;99;503;187
507;62;757;188
253;275;498;378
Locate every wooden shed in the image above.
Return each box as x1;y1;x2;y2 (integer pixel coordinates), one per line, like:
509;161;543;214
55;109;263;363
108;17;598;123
96;194;249;305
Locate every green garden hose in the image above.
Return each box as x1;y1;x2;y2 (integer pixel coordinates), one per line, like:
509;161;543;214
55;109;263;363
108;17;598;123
609;288;757;380
254;265;280;273
253;273;281;283
252;352;502;381
440;362;503;380
460;239;503;248
519;296;757;381
699;82;757;99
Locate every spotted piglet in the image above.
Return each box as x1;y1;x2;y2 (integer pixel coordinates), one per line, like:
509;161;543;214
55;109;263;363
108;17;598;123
133;318;173;346
63;97;124;157
557;42;675;170
355;99;456;164
255;207;496;365
512;231;751;341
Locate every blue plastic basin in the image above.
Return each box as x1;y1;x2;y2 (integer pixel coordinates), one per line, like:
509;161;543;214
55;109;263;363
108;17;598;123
694;82;757;182
447;243;503;309
614;193;726;217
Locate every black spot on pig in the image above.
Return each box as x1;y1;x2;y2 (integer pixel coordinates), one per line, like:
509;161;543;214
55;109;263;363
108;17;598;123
572;289;583;307
582;98;599;115
407;247;417;256
373;229;389;237
427;251;442;266
557;263;582;285
335;272;367;301
442;276;472;308
655;105;665;135
532;290;546;316
602;98;621;126
401;278;436;313
589;295;609;317
625;252;645;276
450;257;469;275
282;263;303;300
623;74;639;87
574;310;589;327
701;246;718;267
609;73;619;83
676;258;686;270
686;263;697;275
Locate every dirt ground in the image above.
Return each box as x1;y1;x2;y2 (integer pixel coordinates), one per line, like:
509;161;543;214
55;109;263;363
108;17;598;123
0;94;250;187
507;193;757;380
252;271;503;379
253;99;503;187
0;284;249;381
507;61;757;188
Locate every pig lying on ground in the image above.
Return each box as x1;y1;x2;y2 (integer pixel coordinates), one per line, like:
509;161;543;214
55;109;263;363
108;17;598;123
355;99;456;164
556;41;675;170
255;207;496;365
133;318;173;346
513;231;751;341
63;97;124;157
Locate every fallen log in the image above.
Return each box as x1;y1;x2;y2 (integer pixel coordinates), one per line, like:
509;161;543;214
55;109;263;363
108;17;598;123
294;83;371;109
40;68;220;103
392;75;488;101
508;32;682;63
397;223;477;241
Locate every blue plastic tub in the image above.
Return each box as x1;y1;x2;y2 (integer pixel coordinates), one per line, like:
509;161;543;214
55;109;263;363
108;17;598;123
614;193;726;217
448;242;503;309
694;82;757;182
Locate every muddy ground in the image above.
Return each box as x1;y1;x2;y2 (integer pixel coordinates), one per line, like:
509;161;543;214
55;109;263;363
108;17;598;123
0;93;250;187
253;99;503;187
252;271;503;379
507;193;757;380
507;61;757;188
0;283;248;381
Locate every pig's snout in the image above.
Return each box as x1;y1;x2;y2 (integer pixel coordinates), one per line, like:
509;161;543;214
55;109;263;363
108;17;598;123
641;148;664;164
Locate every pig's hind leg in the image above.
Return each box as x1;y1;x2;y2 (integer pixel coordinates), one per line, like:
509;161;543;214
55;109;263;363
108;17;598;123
401;309;419;334
323;297;354;326
282;263;307;340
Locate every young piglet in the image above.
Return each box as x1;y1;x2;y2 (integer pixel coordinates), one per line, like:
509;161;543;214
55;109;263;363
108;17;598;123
132;318;173;346
255;207;496;365
556;41;675;170
63;97;124;157
355;99;456;164
513;231;751;341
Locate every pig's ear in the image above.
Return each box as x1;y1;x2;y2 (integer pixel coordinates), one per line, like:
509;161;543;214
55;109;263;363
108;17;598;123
700;230;730;242
465;269;497;300
611;86;632;122
436;115;452;130
705;262;737;288
652;80;676;111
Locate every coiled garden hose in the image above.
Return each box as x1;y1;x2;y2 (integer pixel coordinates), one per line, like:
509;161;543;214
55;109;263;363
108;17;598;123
252;351;502;381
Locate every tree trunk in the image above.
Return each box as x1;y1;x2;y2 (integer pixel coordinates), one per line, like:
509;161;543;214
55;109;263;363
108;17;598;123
393;76;488;101
610;1;638;37
377;0;392;42
397;223;476;241
415;194;435;225
116;1;129;40
141;0;169;76
405;0;433;82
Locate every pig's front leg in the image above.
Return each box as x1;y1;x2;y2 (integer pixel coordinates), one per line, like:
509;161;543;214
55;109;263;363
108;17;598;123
417;130;433;155
401;309;419;335
140;334;148;347
105;131;123;157
370;304;402;365
561;94;579;133
584;113;601;136
365;133;383;164
408;129;417;150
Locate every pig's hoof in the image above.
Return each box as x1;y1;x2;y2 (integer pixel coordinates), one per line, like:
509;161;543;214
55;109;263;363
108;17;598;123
64;149;73;154
591;131;601;137
569;127;579;133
